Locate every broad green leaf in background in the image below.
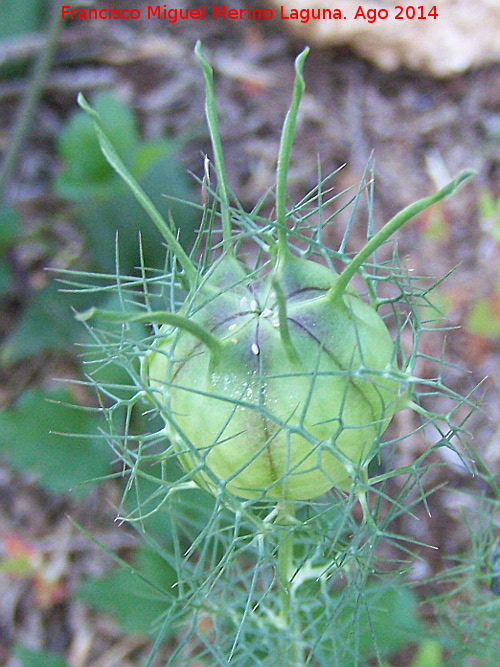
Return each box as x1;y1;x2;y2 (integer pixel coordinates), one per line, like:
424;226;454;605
0;205;20;244
309;580;423;665
409;639;444;667
0;275;145;369
77;547;179;637
352;584;422;661
0;0;49;81
70;146;198;274
14;646;69;667
0;280;84;365
478;190;500;245
466;297;500;340
56;93;139;196
1;93;198;365
0;388;111;495
0;206;20;295
120;461;216;552
56;92;198;273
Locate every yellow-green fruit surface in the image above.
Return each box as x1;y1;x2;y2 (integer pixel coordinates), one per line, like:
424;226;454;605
144;255;400;500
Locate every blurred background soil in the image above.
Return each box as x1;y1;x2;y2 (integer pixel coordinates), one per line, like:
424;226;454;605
1;1;500;664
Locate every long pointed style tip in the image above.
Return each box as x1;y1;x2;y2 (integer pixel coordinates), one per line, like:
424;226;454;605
194;41;232;253
194;40;211;77
75;307;96;322
194;40;203;59
75;92;197;285
454;169;476;188
327;169;476;303
76;92;95;118
76;92;87;108
442;169;475;196
275;46;310;248
294;46;310;72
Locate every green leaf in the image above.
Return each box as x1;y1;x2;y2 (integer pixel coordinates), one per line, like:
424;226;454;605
0;206;21;245
0;0;46;39
0;255;13;295
77;547;179;637
478;190;500;244
313;581;422;664
56;93;197;275
14;646;69;667
56;93;139;197
121;462;215;550
0;207;20;294
0;280;87;366
70;148;198;275
74;93;198;280
0;388;110;496
466;297;500;340
410;639;444;667
358;584;421;660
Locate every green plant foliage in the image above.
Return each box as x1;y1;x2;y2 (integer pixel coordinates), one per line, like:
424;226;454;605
0;92;197;365
0;0;47;40
57;93;139;196
478;189;500;245
77;547;179;637
71;147;197;274
61;44;479;665
0;0;50;82
56;92;198;274
409;639;443;667
13;646;69;667
420;489;500;666
465;296;500;339
0;205;20;245
324;582;422;664
0;387;110;495
461;188;500;340
0;206;20;295
0;280;85;365
118;459;217;551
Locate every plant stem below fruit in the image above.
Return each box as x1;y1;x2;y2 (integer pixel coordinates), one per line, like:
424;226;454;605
275;503;305;666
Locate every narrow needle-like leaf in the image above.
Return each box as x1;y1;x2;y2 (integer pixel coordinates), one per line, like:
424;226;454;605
195;41;232;254
327;169;475;302
77;93;198;287
76;307;222;358
275;47;310;254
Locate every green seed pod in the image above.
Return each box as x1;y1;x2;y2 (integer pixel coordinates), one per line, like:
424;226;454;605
143;252;400;500
77;43;472;504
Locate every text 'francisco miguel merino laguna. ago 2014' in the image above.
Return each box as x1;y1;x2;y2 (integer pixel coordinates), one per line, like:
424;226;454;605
62;5;439;23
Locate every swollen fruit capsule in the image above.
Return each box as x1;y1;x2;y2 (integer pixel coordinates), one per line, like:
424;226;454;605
143;252;400;500
77;43;472;504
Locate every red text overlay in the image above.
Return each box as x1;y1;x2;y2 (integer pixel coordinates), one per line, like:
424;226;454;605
61;5;439;24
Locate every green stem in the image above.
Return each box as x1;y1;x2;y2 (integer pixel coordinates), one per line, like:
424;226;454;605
326;169;475;303
275;503;304;666
275;47;309;254
0;1;63;203
77;94;197;287
272;278;299;364
75;307;223;360
195;41;232;254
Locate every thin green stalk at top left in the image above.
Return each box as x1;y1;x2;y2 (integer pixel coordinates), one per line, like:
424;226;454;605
0;1;64;205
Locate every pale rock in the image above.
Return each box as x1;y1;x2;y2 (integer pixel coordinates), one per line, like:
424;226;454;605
274;0;500;76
